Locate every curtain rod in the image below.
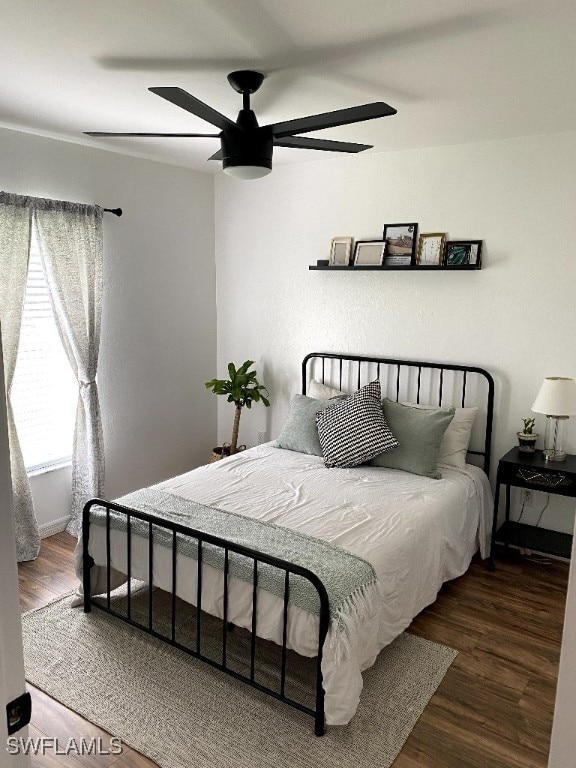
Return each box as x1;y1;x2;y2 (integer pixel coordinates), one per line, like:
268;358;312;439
103;207;122;217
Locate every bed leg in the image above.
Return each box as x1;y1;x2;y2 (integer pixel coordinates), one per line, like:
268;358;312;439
82;502;93;613
487;479;501;573
83;554;94;613
314;661;326;736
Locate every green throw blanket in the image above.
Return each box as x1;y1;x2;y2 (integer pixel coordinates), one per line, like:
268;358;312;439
89;488;378;660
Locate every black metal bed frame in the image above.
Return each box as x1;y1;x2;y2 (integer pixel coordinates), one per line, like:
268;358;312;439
82;351;494;737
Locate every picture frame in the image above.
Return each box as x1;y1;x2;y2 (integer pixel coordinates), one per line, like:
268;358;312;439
329;236;353;266
416;232;447;266
353;240;386;267
445;240;483;267
382;223;418;266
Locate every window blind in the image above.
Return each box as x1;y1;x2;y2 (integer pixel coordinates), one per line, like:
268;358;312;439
11;234;77;472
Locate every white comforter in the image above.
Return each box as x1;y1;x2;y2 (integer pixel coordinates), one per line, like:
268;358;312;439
84;443;493;725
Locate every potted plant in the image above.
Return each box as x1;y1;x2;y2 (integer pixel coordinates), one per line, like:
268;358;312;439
205;360;270;461
517;417;539;453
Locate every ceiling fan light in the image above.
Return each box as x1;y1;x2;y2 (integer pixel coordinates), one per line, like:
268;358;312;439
220;126;273;180
223;164;271;180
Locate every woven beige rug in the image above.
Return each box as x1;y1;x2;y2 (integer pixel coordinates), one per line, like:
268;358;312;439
22;589;456;768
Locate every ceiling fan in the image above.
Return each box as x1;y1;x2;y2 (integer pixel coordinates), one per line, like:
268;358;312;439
85;70;396;180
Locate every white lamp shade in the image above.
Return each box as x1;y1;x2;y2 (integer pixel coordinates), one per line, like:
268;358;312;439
531;377;576;416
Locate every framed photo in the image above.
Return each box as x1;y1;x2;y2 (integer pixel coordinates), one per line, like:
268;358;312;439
353;240;386;266
382;223;418;266
416;232;446;266
329;237;353;266
445;240;483;267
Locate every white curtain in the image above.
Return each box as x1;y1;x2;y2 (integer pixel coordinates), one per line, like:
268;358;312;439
34;199;104;536
0;192;40;561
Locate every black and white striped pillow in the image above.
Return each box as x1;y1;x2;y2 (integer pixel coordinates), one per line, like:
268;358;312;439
315;380;398;468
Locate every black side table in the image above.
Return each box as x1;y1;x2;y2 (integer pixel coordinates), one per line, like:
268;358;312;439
490;447;576;564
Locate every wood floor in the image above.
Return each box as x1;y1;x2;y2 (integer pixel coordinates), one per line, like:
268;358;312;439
19;533;568;767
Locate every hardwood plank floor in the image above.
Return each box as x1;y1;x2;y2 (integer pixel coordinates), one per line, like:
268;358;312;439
18;533;568;767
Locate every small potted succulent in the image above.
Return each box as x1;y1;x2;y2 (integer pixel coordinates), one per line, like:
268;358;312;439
205;360;270;462
517;417;539;453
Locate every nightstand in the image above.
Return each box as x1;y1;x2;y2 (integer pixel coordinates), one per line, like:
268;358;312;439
490;447;576;562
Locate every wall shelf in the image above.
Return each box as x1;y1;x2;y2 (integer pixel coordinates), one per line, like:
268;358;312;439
308;264;481;271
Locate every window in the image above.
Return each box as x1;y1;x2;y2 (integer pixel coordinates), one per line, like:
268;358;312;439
10;230;77;472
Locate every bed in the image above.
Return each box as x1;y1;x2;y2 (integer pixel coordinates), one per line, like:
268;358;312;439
77;352;495;735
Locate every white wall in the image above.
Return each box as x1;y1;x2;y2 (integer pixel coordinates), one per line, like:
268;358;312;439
0;338;31;767
0;126;217;530
215;130;576;533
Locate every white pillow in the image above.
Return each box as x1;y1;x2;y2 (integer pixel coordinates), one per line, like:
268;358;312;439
308;378;345;399
402;403;478;468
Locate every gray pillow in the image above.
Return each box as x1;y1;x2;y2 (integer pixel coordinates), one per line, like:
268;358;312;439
276;394;333;456
370;399;455;478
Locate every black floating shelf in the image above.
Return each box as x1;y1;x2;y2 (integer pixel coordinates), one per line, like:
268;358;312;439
309;264;481;271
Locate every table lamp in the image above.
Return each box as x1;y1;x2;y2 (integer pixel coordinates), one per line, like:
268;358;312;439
531;377;576;461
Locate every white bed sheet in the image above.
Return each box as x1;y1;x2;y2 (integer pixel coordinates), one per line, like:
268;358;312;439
85;443;493;725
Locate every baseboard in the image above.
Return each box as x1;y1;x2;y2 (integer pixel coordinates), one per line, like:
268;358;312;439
38;515;70;539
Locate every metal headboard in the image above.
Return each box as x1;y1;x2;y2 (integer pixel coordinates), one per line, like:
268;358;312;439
302;352;494;476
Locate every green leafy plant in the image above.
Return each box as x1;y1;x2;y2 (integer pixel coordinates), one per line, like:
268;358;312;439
521;417;536;434
205;360;270;455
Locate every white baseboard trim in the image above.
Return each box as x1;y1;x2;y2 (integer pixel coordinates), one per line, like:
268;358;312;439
38;515;70;539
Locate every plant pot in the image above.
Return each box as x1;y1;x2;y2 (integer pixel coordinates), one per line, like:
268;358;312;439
209;443;231;463
208;442;247;463
517;432;539;453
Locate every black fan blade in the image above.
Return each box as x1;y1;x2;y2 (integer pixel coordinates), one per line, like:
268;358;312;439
208;149;223;161
268;102;396;139
84;132;220;137
274;136;371;153
149;87;237;132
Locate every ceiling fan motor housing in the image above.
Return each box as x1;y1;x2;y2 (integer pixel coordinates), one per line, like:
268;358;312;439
221;125;273;173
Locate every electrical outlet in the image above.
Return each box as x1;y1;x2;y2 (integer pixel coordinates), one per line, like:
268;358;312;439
523;489;534;507
6;692;32;735
257;430;267;445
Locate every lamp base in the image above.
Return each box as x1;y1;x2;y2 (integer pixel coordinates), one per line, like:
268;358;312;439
541;415;568;462
543;448;567;462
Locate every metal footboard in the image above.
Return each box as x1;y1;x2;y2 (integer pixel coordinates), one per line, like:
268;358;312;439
82;499;331;736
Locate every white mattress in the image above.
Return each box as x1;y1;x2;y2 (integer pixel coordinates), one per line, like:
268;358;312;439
84;443;493;725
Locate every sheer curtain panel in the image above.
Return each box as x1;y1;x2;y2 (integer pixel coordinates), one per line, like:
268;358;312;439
35;199;104;536
0;192;40;561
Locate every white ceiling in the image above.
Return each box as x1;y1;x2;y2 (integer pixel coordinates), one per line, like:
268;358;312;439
1;0;574;174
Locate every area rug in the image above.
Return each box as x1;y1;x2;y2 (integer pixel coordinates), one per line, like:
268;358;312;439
22;589;456;768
